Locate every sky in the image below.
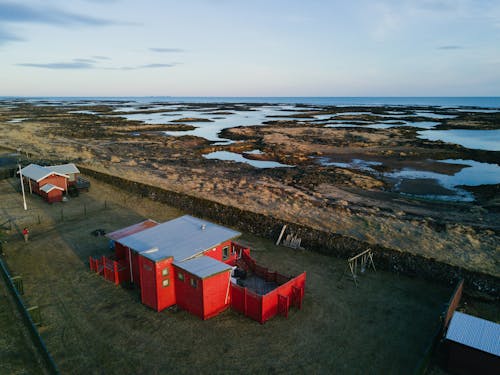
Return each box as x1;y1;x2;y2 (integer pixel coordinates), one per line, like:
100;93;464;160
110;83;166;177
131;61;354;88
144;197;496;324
1;0;499;96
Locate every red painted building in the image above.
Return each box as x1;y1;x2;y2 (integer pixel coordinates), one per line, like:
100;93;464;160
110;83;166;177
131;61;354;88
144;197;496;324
19;164;69;202
91;215;306;323
40;184;65;203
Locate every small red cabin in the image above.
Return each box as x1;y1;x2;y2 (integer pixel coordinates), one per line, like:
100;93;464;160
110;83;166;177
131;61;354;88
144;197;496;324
91;215;306;323
40;184;65;203
19;164;69;202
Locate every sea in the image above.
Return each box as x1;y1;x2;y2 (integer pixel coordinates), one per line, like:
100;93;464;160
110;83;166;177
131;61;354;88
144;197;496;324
2;96;500;108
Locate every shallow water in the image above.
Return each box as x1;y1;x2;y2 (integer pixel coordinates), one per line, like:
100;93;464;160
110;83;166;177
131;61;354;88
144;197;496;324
368;121;440;129
385;159;500;201
418;129;500;151
203;151;293;168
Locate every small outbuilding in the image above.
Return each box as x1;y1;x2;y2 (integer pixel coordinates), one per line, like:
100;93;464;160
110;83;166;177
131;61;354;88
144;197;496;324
19;164;69;201
39;184;65;203
445;311;500;375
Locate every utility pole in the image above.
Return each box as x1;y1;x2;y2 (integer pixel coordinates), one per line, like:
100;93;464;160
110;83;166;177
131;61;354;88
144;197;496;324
18;164;27;211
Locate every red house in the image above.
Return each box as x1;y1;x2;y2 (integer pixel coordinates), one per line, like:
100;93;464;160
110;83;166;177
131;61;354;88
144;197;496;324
91;215;306;323
19;164;69;202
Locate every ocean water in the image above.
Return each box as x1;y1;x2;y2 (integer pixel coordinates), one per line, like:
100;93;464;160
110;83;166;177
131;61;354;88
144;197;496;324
3;96;500;108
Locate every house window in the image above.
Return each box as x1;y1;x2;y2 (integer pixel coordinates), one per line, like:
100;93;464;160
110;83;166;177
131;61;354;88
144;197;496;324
162;268;169;277
222;246;229;260
190;278;198;288
162;279;169;287
178;272;184;281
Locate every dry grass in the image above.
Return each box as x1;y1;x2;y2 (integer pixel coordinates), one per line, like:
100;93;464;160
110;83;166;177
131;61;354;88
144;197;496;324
0;176;455;374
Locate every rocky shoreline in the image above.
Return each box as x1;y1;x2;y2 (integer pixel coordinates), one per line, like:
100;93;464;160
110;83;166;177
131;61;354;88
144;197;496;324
0;100;498;285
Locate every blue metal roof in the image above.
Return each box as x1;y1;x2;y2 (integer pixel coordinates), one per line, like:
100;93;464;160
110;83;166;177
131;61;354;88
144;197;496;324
446;311;500;356
117;215;241;262
174;256;231;279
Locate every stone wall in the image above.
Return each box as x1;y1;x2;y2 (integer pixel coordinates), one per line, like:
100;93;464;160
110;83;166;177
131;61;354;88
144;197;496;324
79;166;499;297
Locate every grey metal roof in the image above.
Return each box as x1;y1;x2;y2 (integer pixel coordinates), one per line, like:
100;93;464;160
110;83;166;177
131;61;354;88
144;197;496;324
174;256;231;279
50;163;80;175
40;184;64;193
20;163;68;182
117;215;241;262
446;311;500;356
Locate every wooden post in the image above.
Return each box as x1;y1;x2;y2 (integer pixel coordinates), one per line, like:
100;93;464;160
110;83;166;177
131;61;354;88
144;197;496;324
276;225;287;245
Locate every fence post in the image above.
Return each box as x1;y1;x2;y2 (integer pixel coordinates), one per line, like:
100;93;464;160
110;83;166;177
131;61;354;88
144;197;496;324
37;215;41;225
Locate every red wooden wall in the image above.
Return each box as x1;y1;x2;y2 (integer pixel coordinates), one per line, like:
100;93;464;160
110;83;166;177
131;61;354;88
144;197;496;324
41;189;63;203
32;174;67;194
173;266;204;318
139;256;175;311
202;240;238;264
202;271;231;319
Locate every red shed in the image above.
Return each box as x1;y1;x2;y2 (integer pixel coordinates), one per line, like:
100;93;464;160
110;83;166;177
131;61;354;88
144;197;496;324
19;164;68;198
39;184;65;203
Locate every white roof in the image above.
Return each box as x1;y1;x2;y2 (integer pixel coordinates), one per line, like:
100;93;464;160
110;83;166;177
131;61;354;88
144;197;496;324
19;163;68;182
117;215;241;262
40;184;65;193
446;311;500;356
174;256;231;279
50;163;80;175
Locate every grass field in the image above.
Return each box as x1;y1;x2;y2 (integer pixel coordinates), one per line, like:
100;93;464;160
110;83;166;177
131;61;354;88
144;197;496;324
0;175;457;374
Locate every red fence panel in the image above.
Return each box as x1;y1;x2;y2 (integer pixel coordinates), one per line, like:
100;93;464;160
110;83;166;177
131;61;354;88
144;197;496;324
278;294;290;318
245;290;263;323
230;284;246;314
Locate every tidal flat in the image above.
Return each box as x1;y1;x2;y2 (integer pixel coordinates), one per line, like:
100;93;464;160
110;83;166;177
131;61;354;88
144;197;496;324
0;99;499;278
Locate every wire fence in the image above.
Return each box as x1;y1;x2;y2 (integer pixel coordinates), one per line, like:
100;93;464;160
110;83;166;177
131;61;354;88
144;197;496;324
2;200;111;234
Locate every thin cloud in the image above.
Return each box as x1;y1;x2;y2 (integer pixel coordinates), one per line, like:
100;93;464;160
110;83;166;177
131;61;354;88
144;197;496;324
110;63;178;70
73;58;98;63
150;48;185;53
92;55;111;60
0;2;116;26
437;45;463;50
17;62;94;69
17;59;178;70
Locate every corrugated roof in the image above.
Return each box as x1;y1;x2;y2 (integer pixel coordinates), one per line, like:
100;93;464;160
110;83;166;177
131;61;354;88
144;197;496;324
50;163;80;175
117;215;241;262
19;163;68;182
174;256;231;279
40;184;64;193
446;311;500;356
106;219;159;241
